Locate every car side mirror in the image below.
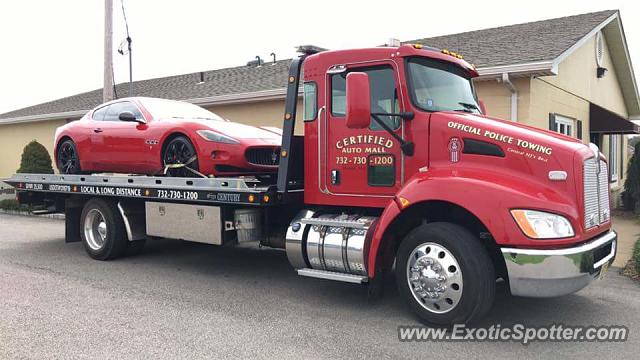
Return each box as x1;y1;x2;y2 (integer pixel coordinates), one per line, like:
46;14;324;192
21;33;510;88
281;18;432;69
478;99;487;115
119;111;143;123
345;72;371;129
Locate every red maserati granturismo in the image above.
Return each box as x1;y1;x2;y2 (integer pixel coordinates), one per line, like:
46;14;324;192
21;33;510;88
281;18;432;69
54;97;282;177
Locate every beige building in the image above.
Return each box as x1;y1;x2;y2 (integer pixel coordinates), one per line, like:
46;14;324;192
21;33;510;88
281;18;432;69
1;10;638;203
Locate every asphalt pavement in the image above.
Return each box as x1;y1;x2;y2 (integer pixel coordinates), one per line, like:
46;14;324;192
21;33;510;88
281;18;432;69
1;213;638;359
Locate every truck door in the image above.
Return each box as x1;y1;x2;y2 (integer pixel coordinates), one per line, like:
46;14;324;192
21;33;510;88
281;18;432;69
323;63;403;196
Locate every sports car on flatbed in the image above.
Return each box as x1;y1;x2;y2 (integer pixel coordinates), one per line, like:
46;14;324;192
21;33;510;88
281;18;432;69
54;97;282;177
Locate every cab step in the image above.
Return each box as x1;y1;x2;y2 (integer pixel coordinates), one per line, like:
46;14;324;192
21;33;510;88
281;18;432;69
296;268;369;284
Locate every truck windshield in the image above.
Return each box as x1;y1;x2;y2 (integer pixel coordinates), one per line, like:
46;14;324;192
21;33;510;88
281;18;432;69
406;57;480;114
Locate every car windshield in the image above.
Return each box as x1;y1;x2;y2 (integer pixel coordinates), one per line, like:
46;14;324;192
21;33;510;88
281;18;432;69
406;57;480;114
140;98;225;121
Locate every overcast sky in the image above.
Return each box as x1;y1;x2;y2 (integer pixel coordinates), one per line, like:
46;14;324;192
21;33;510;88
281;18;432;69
0;0;638;114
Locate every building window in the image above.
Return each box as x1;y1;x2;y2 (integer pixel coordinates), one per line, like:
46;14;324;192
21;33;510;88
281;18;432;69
554;115;574;137
609;135;619;181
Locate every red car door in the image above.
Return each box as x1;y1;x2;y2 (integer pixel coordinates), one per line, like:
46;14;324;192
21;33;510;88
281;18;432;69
98;101;150;174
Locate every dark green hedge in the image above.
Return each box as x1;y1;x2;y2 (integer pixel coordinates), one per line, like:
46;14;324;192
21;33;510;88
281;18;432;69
16;140;54;174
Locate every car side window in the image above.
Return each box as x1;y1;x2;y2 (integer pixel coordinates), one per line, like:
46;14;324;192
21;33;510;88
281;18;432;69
103;102;144;122
92;106;108;121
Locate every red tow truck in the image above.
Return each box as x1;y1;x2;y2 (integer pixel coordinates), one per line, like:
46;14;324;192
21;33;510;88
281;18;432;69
5;44;617;325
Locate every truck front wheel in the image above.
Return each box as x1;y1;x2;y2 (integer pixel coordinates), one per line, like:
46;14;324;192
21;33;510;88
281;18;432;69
396;222;495;326
80;198;128;260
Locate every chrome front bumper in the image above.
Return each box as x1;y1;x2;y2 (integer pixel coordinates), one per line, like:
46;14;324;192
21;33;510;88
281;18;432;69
501;231;617;297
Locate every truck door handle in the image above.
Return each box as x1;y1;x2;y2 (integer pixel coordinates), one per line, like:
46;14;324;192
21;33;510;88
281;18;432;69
93;128;103;133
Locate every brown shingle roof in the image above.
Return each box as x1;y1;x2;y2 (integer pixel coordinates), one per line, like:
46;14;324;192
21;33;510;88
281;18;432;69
0;10;618;122
406;10;616;68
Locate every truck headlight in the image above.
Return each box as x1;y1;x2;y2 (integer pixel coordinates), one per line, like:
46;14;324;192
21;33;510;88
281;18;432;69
510;209;574;239
196;130;239;144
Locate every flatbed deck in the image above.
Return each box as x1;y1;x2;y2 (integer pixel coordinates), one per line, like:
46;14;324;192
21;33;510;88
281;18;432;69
4;173;303;207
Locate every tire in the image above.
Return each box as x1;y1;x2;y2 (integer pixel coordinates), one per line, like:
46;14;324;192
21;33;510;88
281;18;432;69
57;139;82;174
162;136;200;177
80;198;128;260
396;222;495;326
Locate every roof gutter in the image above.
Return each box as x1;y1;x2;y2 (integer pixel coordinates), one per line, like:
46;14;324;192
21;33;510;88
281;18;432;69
0;110;88;126
475;60;557;80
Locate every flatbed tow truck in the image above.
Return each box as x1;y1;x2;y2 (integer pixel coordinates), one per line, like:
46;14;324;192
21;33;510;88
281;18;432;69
4;44;617;325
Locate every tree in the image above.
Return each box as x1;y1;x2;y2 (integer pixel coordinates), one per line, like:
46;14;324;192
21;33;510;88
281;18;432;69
16;140;54;174
623;142;640;213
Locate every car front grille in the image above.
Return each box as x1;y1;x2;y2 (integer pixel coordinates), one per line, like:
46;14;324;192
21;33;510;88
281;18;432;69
583;157;610;229
245;147;280;166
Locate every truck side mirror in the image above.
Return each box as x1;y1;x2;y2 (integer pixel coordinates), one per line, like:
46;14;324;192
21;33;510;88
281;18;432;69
478;99;487;115
345;72;371;129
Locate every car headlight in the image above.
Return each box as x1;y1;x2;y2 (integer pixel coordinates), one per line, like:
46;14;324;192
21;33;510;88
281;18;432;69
196;130;239;144
510;209;574;239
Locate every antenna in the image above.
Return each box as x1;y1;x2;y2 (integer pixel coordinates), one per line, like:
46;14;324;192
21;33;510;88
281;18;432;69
270;52;276;65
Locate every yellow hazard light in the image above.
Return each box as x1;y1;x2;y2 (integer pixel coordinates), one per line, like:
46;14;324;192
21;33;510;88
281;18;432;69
263;195;270;203
248;194;256;203
413;44;423;49
398;197;410;209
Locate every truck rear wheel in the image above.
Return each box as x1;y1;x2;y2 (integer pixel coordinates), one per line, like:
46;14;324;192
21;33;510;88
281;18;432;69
80;198;128;260
396;222;495;326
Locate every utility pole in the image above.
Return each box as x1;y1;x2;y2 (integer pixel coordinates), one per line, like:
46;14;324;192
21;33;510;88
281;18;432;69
103;0;114;102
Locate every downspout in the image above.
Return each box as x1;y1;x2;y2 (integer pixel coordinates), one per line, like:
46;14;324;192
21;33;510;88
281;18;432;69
501;73;518;121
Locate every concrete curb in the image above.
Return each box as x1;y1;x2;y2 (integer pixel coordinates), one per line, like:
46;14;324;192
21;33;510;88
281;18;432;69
0;209;65;220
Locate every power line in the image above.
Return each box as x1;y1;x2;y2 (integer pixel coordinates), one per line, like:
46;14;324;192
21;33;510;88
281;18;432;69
117;0;133;97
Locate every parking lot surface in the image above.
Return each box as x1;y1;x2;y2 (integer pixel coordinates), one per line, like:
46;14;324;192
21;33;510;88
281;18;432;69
1;213;638;359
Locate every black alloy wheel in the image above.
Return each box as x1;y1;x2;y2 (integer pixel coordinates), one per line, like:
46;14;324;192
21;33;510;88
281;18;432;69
57;140;81;174
163;136;200;177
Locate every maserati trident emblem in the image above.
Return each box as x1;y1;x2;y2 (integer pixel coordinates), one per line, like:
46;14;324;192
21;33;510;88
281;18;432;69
448;137;462;163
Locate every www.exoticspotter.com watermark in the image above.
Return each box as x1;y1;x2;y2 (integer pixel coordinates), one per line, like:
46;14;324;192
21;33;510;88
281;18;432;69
398;324;628;345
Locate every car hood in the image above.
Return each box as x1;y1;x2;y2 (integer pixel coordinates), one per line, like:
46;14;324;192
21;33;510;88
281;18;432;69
190;119;282;144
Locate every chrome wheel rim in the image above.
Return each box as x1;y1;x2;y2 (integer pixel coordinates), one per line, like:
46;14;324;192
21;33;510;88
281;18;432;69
84;209;107;251
406;242;463;314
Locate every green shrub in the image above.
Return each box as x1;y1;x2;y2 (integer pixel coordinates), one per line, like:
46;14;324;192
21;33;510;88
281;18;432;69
0;199;28;211
634;238;640;273
623;142;640;212
16;140;54;174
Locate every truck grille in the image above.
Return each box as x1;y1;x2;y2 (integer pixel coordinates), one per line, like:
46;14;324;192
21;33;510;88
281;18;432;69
583;157;610;229
245;147;280;166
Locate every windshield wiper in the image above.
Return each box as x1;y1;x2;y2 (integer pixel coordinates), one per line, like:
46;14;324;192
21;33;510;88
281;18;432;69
458;102;480;111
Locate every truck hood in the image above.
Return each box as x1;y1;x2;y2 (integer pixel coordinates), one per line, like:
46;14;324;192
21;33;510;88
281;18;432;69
428;112;593;194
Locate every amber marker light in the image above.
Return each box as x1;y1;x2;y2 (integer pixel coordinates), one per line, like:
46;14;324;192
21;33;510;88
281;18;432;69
397;197;410;209
511;210;537;238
